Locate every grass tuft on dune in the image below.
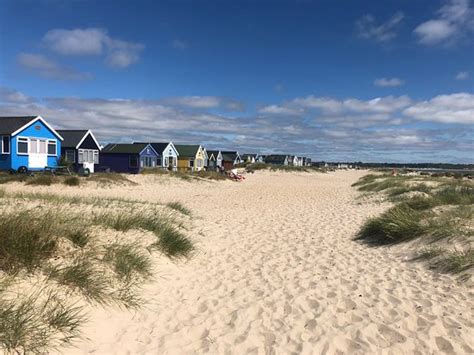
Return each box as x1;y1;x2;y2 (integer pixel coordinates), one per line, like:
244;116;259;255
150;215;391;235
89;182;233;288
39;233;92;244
356;204;426;245
354;173;473;279
0;285;85;354
166;201;192;216
0;190;194;352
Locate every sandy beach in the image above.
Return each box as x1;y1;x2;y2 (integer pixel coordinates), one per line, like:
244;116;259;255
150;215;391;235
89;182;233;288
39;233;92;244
8;170;471;354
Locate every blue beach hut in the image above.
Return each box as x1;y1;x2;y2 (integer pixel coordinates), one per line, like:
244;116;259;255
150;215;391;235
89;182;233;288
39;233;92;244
0;116;63;172
99;143;159;174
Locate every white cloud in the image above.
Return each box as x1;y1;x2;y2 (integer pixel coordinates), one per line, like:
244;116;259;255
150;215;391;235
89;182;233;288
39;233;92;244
414;0;474;45
355;12;404;42
455;71;470;80
42;28;144;68
162;96;244;111
105;39;144;68
43;28;107;55
258;105;301;116
1;88;472;162
17;53;92;80
343;96;412;113
374;77;405;87
172;39;188;50
403;92;474;124
291;96;342;112
0;87;35;103
289;95;411;114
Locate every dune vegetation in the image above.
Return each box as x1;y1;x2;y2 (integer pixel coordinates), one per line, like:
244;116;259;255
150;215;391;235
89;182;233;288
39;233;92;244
0;187;194;353
242;162;329;173
354;173;473;280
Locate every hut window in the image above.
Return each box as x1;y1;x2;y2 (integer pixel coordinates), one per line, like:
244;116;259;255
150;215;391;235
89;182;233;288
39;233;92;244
129;156;138;168
78;150;84;163
2;136;10;154
188;158;194;167
93;151;99;164
47;140;57;156
65;150;75;163
196;159;202;168
17;137;28;154
158;157;163;166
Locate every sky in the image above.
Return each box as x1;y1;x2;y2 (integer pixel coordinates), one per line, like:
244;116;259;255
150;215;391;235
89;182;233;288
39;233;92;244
0;0;473;163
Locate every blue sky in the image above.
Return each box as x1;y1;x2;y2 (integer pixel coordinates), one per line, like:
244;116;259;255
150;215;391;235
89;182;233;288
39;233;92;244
1;0;473;162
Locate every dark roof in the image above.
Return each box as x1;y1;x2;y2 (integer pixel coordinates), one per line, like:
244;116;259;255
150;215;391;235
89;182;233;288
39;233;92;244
174;144;200;158
0;116;38;135
206;150;220;159
57;130;88;148
103;143;151;154
134;142;169;155
221;151;238;162
264;155;288;164
242;154;257;160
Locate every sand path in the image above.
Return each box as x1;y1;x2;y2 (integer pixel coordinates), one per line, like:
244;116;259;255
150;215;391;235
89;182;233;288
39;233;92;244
65;170;472;354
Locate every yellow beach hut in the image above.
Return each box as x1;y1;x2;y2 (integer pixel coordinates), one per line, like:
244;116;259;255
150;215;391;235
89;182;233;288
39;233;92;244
174;144;206;172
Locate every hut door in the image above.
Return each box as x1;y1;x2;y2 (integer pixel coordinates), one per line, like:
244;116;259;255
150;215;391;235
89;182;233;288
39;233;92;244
29;138;48;169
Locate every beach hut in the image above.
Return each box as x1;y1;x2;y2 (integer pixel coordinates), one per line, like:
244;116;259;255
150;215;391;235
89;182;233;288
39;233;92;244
175;144;206;172
100;143;159;173
256;154;265;163
134;142;179;170
0;115;63;172
203;148;209;169
264;155;289;165
57;129;101;173
221;151;242;170
206;150;222;170
241;154;258;164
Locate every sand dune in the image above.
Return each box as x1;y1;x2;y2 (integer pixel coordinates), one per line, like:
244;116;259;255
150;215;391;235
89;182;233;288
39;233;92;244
30;170;471;354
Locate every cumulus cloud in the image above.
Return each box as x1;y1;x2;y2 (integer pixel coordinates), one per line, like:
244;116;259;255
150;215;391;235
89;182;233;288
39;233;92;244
374;77;405;87
0;87;35;104
42;27;144;68
403;92;474;124
355;12;404;42
43;28;107;55
414;0;474;45
455;71;470;80
1;87;472;162
288;95;411;114
17;53;92;80
161;96;244;111
257;105;302;116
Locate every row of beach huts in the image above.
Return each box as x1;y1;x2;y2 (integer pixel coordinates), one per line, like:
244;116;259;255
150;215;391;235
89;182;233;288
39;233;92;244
0;116;311;174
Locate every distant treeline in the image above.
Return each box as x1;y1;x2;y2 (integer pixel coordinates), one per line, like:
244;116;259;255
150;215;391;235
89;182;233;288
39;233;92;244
313;162;474;170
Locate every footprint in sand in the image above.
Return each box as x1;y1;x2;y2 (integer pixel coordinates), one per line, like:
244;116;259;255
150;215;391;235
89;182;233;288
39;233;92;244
378;324;407;344
436;336;454;353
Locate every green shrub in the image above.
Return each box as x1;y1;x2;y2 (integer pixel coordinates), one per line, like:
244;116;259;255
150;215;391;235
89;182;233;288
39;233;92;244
25;175;56;186
166;201;191;216
0;288;85;353
415;248;474;275
0;212;58;273
151;225;194;258
104;243;152;281
356;205;426;245
87;173;136;186
47;259;110;304
432;186;474;206
63;176;81;186
93;210;194;258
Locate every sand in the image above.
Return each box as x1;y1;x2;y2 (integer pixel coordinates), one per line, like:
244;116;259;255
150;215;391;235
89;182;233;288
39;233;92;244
11;170;473;354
